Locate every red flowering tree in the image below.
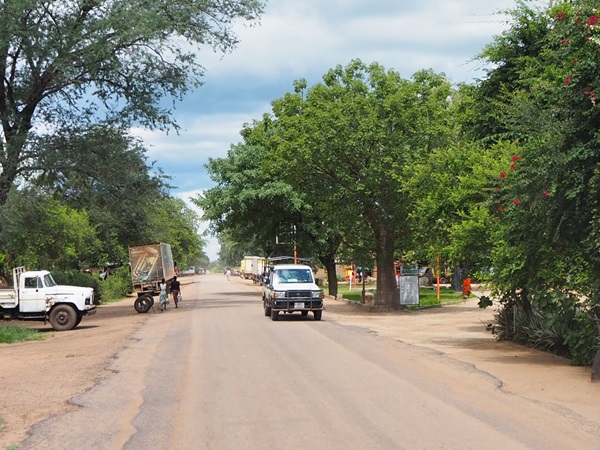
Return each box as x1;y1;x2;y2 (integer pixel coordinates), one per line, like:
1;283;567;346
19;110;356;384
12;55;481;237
478;0;600;364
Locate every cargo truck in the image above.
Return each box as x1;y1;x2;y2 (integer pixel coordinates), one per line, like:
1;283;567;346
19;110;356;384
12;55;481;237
129;243;175;313
0;266;96;330
241;256;266;284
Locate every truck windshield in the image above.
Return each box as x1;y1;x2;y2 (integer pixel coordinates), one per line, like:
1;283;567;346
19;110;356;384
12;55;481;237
275;269;313;284
44;274;57;287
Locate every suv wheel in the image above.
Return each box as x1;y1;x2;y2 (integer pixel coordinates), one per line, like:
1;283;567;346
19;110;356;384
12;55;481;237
313;310;322;321
270;309;279;321
264;299;271;316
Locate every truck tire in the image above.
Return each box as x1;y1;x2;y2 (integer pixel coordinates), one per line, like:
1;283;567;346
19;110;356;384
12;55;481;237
49;305;78;331
134;295;153;313
74;314;83;328
313;310;322;321
264;300;271;316
270;309;279;321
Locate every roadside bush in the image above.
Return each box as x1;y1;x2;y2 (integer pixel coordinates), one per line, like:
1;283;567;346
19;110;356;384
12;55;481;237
51;269;101;304
488;302;600;365
98;266;133;303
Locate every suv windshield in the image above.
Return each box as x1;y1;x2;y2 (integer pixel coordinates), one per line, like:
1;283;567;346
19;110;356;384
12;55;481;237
274;268;313;284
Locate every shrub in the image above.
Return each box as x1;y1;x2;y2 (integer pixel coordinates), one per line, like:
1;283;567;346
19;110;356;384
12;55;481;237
98;266;133;303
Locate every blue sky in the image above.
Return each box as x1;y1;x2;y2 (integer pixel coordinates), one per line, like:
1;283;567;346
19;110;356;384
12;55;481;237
131;0;518;260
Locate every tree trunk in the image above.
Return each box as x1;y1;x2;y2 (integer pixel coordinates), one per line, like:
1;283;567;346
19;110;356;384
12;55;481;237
320;254;338;298
374;225;398;307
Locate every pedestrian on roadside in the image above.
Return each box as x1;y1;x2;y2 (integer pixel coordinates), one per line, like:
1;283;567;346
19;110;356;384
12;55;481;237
170;276;181;308
159;278;168;311
226;268;231;281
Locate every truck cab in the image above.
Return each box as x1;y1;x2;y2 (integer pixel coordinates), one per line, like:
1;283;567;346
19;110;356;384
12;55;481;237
0;267;96;331
262;259;324;321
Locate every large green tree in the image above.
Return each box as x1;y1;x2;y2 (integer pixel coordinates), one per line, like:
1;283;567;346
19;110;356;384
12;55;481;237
271;61;458;306
0;0;264;205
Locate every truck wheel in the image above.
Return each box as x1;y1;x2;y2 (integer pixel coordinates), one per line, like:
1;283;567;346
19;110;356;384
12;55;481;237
264;300;271;316
74;314;83;328
270;309;279;321
49;305;78;331
313;310;322;321
134;295;153;313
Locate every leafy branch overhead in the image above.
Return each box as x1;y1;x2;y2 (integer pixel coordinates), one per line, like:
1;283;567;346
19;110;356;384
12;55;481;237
0;0;264;204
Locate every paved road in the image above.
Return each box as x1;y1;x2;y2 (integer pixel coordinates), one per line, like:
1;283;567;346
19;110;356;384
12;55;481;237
22;273;600;449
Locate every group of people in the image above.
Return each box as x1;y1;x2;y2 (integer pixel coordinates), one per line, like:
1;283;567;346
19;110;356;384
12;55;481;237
158;276;181;311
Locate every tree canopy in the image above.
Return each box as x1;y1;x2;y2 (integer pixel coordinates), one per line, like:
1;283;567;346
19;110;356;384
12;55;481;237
0;0;264;204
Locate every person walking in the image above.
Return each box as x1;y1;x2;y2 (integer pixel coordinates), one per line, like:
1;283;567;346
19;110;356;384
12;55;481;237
159;278;168;311
226;268;231;281
170;276;181;308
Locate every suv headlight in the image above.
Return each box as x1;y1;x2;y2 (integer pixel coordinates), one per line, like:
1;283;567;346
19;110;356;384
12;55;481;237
273;291;287;298
312;290;324;298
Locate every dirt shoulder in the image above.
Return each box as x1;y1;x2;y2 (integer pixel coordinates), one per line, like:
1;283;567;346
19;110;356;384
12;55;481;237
0;295;150;448
1;280;599;448
324;287;600;423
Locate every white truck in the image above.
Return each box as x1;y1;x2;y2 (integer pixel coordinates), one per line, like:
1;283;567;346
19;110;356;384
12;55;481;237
0;266;96;331
262;257;324;321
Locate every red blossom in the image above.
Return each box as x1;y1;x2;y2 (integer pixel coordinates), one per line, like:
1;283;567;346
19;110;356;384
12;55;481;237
585;15;600;26
562;39;570;45
556;12;566;20
543;191;550;197
514;198;520;205
498;206;504;211
510;163;515;170
586;36;592;41
565;76;574;85
500;171;506;179
511;155;521;162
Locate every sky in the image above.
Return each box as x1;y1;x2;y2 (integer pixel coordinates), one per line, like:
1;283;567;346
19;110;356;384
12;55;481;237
131;0;518;261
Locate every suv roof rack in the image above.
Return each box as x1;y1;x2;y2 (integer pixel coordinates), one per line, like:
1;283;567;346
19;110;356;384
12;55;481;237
267;256;313;265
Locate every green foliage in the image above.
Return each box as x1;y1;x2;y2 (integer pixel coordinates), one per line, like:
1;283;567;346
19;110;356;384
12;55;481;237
98;266;134;303
0;325;44;344
563;311;600;366
0;190;103;271
0;0;264;205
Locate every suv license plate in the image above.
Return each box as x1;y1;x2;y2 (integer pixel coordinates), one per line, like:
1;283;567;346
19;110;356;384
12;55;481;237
294;302;305;309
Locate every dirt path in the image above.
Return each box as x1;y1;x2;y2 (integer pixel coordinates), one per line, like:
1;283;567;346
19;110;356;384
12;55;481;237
1;279;599;448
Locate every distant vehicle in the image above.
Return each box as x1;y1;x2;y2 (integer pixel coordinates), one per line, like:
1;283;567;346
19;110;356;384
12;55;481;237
0;266;96;331
197;268;206;275
179;266;195;276
419;267;452;285
262;257;324;321
240;256;267;284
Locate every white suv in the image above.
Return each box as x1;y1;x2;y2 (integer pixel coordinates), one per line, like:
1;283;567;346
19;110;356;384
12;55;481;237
262;263;324;321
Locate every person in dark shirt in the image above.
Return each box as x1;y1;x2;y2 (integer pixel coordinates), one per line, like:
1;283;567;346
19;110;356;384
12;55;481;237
169;276;181;308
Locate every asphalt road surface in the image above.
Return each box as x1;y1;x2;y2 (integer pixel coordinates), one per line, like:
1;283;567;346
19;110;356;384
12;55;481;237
21;273;600;449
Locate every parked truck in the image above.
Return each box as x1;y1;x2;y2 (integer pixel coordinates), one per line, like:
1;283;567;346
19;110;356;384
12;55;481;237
0;266;96;331
129;243;175;313
241;256;266;284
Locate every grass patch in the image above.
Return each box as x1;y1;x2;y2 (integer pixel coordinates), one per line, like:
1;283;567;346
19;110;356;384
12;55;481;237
0;324;44;344
331;283;469;307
